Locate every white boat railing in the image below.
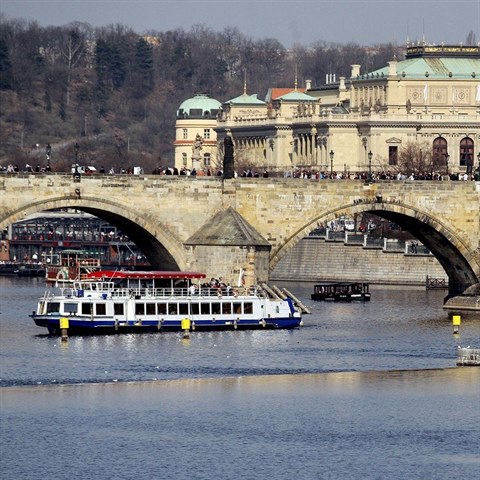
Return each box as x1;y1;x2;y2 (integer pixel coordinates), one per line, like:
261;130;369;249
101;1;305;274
60;285;270;299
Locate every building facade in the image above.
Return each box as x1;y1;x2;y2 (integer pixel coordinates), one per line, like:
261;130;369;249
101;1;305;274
175;44;480;177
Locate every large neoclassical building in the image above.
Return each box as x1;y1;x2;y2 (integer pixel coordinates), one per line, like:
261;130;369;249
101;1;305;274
175;43;480;176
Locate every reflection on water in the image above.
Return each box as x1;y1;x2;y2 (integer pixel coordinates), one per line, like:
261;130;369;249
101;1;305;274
2;368;479;480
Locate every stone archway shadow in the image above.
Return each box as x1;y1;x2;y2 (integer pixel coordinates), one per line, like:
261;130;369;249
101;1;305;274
271;200;479;297
0;195;187;271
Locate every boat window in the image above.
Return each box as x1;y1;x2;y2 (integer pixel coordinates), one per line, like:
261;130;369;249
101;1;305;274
244;302;253;314
233;302;242;314
157;303;167;315
211;302;221;315
114;303;124;315
191;303;199;315
46;302;60;314
82;303;92;315
96;303;106;316
168;303;178;315
222;302;232;314
200;303;210;315
135;303;145;315
146;303;156;315
63;303;78;314
179;303;188;315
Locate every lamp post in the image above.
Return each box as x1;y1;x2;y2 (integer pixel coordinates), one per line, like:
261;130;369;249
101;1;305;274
45;143;51;171
368;150;373;182
445;153;449;177
329;150;334;177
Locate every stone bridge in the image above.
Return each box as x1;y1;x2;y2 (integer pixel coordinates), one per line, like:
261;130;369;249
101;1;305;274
1;174;479;298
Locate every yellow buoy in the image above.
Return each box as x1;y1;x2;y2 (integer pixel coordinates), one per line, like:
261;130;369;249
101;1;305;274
59;317;70;329
452;315;461;326
181;318;191;331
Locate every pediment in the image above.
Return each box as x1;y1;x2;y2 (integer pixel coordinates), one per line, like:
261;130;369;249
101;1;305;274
385;137;402;144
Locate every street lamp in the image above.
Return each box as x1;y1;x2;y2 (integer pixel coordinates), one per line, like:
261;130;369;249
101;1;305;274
329;150;334;176
45;143;51;171
445;153;450;177
368;150;373;181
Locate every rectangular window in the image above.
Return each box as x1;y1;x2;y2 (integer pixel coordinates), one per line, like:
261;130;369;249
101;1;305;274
82;303;92;315
63;303;78;314
244;302;253;314
135;303;145;315
204;153;211;166
179;303;189;315
96;303;106;316
233;302;242;314
183;128;188;139
168;303;178;315
157;303;167;315
222;302;232;314
388;146;398;165
211;302;221;315
47;302;60;313
114;303;124;315
191;303;199;315
200;303;210;315
203;128;210;139
146;303;156;315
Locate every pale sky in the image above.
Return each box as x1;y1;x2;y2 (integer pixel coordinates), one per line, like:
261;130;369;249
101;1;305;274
2;0;479;47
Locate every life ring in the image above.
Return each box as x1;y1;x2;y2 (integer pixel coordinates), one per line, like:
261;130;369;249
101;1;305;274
56;268;68;281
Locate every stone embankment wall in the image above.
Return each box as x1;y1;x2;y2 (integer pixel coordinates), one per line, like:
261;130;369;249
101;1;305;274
271;236;447;285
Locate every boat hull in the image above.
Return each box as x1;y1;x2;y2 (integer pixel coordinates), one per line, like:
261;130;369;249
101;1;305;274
31;315;302;335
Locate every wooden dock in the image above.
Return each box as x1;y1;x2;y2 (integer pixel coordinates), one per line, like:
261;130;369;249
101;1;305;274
456;347;480;366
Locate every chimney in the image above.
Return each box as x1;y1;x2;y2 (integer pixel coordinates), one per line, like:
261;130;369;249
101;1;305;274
388;60;397;77
305;79;312;90
351;64;361;78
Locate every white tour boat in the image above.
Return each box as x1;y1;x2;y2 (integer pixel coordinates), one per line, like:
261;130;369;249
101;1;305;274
31;270;303;334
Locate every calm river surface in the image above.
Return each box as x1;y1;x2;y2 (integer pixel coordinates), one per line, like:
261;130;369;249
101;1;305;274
1;276;479;479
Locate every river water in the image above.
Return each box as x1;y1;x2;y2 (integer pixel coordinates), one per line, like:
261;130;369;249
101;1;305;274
1;276;479;479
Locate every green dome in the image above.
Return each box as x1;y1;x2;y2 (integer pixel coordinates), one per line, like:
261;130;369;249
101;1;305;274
177;94;221;119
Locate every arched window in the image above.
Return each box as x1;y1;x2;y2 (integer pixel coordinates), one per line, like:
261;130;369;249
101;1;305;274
432;137;448;170
460;137;474;173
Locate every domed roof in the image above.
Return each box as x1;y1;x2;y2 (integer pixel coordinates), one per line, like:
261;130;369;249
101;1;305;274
177;94;221;119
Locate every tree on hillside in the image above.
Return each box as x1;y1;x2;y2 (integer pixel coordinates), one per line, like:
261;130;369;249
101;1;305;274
0;37;13;90
61;24;87;107
132;37;154;97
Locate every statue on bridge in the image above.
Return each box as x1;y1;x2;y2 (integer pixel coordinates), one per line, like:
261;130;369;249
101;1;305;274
223;133;234;179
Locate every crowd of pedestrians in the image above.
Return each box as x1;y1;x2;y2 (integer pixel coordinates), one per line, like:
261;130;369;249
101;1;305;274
1;163;479;181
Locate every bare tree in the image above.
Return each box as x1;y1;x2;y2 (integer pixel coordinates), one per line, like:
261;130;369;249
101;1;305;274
381;141;436;177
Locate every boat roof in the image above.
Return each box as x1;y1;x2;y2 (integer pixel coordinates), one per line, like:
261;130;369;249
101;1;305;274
314;281;368;286
87;270;207;280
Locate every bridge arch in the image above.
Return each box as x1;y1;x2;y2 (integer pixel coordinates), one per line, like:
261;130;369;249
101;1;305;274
0;195;187;271
271;199;479;297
